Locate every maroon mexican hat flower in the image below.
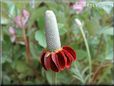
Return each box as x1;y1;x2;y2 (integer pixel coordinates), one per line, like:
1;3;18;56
40;10;76;72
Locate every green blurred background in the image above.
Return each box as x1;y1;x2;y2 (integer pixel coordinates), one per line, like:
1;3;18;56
1;0;114;85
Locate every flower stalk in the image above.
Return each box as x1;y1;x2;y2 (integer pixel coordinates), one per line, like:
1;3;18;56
75;19;92;82
52;71;57;84
14;9;32;64
22;28;32;64
41;10;76;84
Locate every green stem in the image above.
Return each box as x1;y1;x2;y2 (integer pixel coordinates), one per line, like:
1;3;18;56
79;26;92;82
52;72;57;84
22;28;41;80
22;29;32;64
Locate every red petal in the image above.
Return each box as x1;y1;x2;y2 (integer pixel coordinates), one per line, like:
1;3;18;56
63;49;74;62
63;46;76;61
44;52;51;70
63;49;73;69
50;54;59;72
56;51;67;70
51;53;61;72
40;50;47;70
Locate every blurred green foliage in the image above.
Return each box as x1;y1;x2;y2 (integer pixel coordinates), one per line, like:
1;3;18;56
1;0;114;85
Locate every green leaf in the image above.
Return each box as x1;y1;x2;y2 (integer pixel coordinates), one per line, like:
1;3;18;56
45;70;53;84
105;50;113;61
35;30;47;48
84;74;90;83
85;18;100;36
70;64;85;84
1;16;9;24
58;23;67;35
2;73;11;84
57;71;73;84
14;60;32;74
73;75;82;82
76;50;88;60
1;1;9;24
30;42;38;60
2;55;12;64
82;66;89;77
8;4;16;17
99;27;113;36
97;1;113;14
13;0;25;10
30;42;42;60
28;7;46;28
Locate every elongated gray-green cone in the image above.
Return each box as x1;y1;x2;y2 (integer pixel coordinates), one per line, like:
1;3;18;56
45;10;61;51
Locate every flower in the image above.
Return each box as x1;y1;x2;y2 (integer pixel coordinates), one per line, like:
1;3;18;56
8;27;16;43
40;10;77;72
14;9;30;29
22;9;30;18
22;9;30;25
41;46;76;72
71;0;86;14
14;16;22;28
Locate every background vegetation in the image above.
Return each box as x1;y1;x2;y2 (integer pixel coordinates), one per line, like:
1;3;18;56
1;0;114;85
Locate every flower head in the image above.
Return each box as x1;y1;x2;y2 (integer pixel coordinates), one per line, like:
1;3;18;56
22;9;30;25
14;16;22;28
22;9;30;18
41;46;76;72
8;27;16;43
71;0;86;14
14;9;30;29
40;10;77;72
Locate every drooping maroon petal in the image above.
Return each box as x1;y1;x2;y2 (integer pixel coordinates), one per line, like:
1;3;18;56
50;54;59;72
62;49;73;69
63;46;76;61
63;49;74;62
40;50;47;70
40;46;77;72
44;52;51;70
51;53;61;72
56;51;67;70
